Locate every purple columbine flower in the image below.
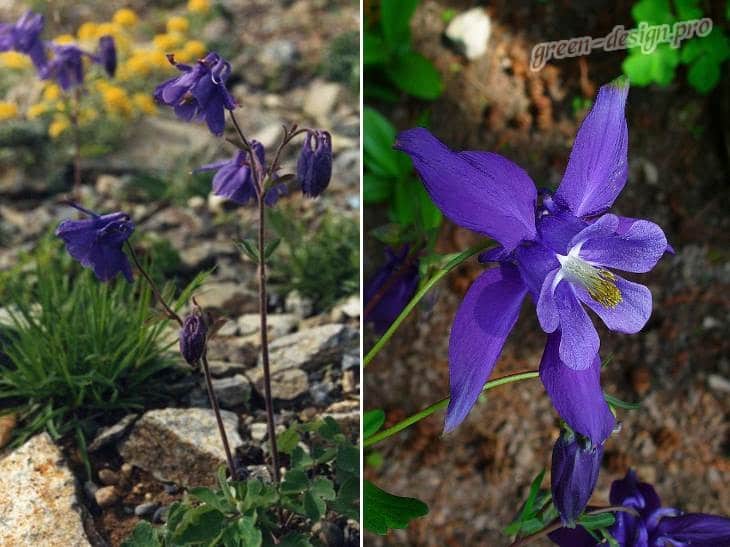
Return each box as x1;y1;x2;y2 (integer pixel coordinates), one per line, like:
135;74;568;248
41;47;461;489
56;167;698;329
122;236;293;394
154;52;237;136
364;246;420;334
297;130;333;198
96;35;116;77
551;428;604;527
394;77;671;445
56;203;135;283
549;470;730;546
40;43;87;90
197;142;286;206
179;313;207;365
0;11;47;69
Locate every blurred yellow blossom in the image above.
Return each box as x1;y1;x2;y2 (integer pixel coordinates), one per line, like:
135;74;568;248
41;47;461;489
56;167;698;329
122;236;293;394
133;93;157;114
100;85;133;117
113;8;138;27
184;40;206;59
166;17;189;34
79;107;98;124
43;84;62;101
54;34;76;45
188;0;211;13
27;103;47;119
49;117;69;138
0;51;32;69
77;22;98;41
0;102;18;120
153;33;183;52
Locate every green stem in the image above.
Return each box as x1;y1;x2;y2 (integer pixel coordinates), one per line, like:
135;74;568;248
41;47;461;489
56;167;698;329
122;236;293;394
364;370;538;447
364;240;493;367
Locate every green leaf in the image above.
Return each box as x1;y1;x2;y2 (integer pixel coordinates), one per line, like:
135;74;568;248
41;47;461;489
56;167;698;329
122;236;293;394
579;512;617;530
290;445;314;469
304;489;327;521
336;444;360;476
264;238;281;259
311;477;336;501
622;45;679;86
364;480;429;535
121;521;160;547
604;392;641;410
631;0;675;24
333;476;360;520
244;479;279;510
236;238;259;262
277;425;301;455
237;514;263;547
364;107;401;176
318;416;342;440
386;51;443;100
277;533;313;547
364;32;390;65
171;506;225;544
364;409;386;439
416;183;442;230
364;174;393;204
380;0;420;48
189;487;232;514
281;469;309;494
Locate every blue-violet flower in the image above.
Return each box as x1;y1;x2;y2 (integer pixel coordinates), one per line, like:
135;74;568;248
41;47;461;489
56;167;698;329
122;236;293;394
0;11;46;69
297;130;332;198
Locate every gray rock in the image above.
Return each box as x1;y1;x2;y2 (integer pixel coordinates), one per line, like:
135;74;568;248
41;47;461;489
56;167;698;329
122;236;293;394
152;505;168;524
238;313;298;339
135;501;159;517
341;348;359;370
708;374;730;393
118;408;243;488
94;486;119;508
250;422;268;442
285;290;314;317
303;79;342;122
445;8;491;60
0;433;90;546
330;295;360;322
207;359;249;378
88;414;139;452
260;323;355;373
211;375;252;408
97;468;120;486
247;464;273;483
194;281;256;312
251;367;310;401
95;174;128;198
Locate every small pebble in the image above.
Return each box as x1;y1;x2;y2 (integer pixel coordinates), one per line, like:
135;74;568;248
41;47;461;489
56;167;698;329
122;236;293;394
144;492;153;501
83;480;99;499
0;413;17;449
97;468;119;486
162;483;179;495
120;463;133;478
152;506;168;524
134;501;159;517
94;486;119;508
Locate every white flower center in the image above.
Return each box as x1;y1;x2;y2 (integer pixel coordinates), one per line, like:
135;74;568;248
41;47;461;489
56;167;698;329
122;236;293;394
556;251;622;308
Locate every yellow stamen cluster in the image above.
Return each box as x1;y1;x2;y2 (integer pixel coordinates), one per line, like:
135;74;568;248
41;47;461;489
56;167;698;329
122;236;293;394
558;255;622;309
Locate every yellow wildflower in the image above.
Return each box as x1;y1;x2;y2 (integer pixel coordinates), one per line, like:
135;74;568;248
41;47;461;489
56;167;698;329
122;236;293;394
188;0;211;13
54;34;76;45
77;22;98;41
133;93;157;115
113;8;138;27
149;50;172;69
101;85;133;117
49;117;69;138
43;84;62;101
79;107;98;124
166;16;189;34
0;102;18;120
27;103;47;119
184;40;206;59
0;51;31;69
153;33;184;52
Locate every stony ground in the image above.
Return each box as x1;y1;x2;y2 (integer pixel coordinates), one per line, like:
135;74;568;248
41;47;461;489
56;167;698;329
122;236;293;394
0;1;359;546
365;1;729;546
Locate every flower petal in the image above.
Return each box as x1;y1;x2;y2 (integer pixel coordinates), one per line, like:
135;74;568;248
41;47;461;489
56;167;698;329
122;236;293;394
555;78;629;218
575;274;652;334
445;265;527;432
395;128;537;251
609;470;662;513
536;268;561;333
577;216;668;274
555;283;600;370
539;333;615;443
547;526;597;547
654;513;730;546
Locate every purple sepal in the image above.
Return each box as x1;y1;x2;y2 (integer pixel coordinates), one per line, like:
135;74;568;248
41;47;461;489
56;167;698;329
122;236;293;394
297;130;332;198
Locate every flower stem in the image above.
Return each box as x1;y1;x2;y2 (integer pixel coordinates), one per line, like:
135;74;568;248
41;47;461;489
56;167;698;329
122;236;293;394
70;88;82;204
363;370;538;447
200;353;237;479
508;506;639;547
229;109;281;484
124;241;183;326
364;240;494;367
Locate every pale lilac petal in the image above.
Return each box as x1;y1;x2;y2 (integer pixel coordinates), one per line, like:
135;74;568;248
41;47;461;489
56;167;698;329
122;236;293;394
555;283;600;370
555;78;629;217
539;333;615;443
575;275;652;334
577;216;668;273
395;128;537;251
445;265;527;432
536;268;561;332
570;213;620;247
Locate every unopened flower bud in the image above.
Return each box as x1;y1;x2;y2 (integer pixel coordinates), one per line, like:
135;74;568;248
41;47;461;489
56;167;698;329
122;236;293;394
97;35;117;77
297;130;332;198
179;313;207;365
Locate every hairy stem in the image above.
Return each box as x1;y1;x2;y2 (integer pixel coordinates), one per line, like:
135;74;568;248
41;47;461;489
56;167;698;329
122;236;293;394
509;506;640;547
229;110;281;483
364;371;539;447
201;353;237;479
124;242;183;326
364;241;493;367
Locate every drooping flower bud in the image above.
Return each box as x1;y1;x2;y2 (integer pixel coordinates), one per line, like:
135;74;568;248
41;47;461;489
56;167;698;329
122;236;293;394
551;428;604;527
179;313;207;365
296;130;332;198
364;245;419;334
97;35;116;77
